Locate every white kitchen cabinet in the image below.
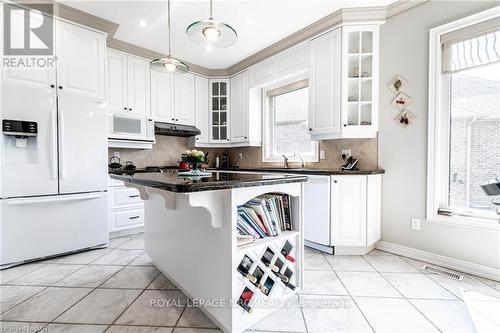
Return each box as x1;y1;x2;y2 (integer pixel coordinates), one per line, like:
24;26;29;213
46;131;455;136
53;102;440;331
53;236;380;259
107;50;128;114
308;25;379;140
194;76;209;144
366;174;382;245
341;25;379;138
209;79;230;143
106;49;151;117
331;176;367;247
151;71;195;126
230;71;249;143
108;176;144;233
56;21;105;101
309;28;342;140
151;70;174;123
127;55;151;117
174;73;195;125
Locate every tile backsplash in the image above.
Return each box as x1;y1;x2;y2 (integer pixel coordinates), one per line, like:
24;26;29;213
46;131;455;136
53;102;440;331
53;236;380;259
108;136;378;169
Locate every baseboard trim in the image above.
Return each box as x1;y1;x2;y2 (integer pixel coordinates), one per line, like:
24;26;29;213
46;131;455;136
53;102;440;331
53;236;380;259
375;241;500;282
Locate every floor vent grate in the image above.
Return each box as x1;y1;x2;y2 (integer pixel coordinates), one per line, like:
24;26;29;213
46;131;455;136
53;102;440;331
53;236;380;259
422;265;464;280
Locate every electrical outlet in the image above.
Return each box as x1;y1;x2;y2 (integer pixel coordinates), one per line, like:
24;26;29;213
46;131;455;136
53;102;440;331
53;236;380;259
320;150;326;160
237;153;243;160
112;152;120;158
411;218;421;230
341;149;352;160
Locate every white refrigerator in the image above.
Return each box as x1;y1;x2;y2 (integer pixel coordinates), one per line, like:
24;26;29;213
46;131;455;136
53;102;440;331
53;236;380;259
0;17;108;268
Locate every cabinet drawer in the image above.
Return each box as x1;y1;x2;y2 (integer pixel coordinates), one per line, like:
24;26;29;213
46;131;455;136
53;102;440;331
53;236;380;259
113;188;142;206
114;208;144;228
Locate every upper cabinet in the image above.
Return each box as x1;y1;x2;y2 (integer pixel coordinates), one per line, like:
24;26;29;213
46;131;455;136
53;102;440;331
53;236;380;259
56;21;105;101
150;71;195;126
309;25;379;140
106;49;150;117
209;79;230;143
194;76;209;144
230;71;249;143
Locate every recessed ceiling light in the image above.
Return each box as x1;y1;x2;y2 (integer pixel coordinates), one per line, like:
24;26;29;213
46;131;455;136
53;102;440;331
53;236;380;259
138;19;147;27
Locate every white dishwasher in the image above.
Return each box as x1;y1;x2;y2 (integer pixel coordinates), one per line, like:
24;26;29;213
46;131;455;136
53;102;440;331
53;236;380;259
303;175;331;247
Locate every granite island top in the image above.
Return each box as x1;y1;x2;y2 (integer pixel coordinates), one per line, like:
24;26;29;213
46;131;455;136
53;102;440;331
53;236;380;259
110;171;308;193
212;167;385;176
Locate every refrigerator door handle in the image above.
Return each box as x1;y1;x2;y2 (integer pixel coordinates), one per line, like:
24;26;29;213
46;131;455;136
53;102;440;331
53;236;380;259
7;193;103;206
51;107;58;180
58;109;65;179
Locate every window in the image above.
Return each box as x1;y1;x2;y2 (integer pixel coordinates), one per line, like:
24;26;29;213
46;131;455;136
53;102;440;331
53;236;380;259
263;79;318;162
428;8;500;227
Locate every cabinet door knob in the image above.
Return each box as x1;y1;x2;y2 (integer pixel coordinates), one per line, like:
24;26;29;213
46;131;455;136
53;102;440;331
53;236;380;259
309;128;312;131
58;86;63;89
171;118;175;121
128;108;132;111
343;124;347;127
123;107;127;110
196;137;199;140
227;139;230;141
175;119;179;121
244;136;247;139
333;180;337;183
50;84;55;88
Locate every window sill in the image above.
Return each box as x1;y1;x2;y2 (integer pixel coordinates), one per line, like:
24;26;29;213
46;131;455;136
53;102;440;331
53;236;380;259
427;214;500;231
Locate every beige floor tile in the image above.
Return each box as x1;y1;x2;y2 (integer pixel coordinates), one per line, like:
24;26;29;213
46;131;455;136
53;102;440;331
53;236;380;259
0;287;91;322
8;264;84;286
249;296;306;332
130;253;155;266
118;234;145;250
55;265;123;288
45;323;108;333
0;285;45;312
54;248;110;264
0;321;47;332
91;249;143;265
0;263;45;284
107;326;173;333
116;290;187;326
382;273;457;300
325;255;375;272
301;270;348;295
304;253;331;271
363;255;419;273
427;274;500;301
337;271;401;297
300;295;372;333
177;307;218;328
354;297;439;332
148;274;178;290
101;266;159;289
55;288;141;324
108;237;133;249
410;299;477;333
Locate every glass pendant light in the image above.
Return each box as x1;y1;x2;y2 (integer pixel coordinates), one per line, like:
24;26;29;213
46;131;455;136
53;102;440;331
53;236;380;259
186;0;237;48
151;0;189;73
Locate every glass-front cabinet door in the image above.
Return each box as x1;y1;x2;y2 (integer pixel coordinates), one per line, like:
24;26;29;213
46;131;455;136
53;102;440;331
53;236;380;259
209;79;230;142
342;25;378;138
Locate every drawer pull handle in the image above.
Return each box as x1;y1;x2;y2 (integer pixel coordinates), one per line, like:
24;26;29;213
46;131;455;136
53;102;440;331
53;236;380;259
129;216;140;220
129;195;140;198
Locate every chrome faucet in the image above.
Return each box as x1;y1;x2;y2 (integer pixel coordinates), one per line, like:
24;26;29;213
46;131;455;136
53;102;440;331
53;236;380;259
281;155;289;168
293;153;305;168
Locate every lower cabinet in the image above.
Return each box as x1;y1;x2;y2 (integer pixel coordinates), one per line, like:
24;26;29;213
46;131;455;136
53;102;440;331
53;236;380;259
108;177;144;233
303;174;382;252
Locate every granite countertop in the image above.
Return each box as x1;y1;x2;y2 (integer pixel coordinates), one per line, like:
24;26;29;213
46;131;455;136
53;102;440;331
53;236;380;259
110;171;307;193
213;167;385;176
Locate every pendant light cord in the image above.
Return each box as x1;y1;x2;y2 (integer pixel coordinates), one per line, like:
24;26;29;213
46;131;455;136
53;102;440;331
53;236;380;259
209;0;213;19
167;0;171;56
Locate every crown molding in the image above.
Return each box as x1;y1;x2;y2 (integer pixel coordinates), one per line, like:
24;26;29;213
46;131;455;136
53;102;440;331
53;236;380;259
11;0;428;77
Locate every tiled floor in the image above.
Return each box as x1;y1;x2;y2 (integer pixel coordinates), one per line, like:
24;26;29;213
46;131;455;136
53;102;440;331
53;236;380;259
1;233;499;333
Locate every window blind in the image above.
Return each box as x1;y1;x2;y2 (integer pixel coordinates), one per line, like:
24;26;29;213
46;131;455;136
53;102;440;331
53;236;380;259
441;17;500;73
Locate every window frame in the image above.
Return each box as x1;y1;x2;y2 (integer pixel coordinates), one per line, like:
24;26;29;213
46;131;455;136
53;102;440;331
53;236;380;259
427;6;500;230
262;76;319;163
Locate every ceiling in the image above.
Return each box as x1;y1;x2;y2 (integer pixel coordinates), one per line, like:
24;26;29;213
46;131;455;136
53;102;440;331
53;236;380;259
62;0;397;69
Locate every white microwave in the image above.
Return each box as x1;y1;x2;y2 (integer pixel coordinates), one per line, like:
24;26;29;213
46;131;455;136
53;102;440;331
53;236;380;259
108;113;154;142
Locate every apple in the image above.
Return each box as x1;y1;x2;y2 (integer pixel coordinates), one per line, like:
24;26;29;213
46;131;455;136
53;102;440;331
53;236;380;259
179;161;191;170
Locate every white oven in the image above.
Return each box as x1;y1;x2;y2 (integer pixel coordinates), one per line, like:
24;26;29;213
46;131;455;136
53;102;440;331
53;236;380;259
108;113;154;142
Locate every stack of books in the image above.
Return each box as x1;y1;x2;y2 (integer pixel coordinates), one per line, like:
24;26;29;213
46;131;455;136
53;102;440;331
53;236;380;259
237;194;293;244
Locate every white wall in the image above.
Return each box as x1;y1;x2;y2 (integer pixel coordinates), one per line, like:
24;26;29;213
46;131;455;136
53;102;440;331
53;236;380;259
378;1;500;269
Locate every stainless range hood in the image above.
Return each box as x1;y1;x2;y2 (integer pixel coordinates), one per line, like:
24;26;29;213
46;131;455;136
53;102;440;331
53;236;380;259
154;122;201;137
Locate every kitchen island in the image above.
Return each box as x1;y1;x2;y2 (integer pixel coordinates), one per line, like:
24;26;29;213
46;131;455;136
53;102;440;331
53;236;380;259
110;171;307;333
